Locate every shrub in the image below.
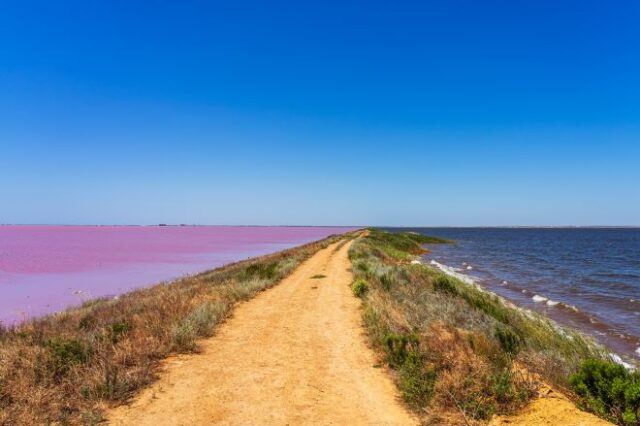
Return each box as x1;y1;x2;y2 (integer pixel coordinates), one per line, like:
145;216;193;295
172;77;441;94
570;359;640;425
399;350;436;407
383;332;418;367
495;327;522;356
351;278;369;298
170;320;198;352
354;261;370;273
433;274;458;295
96;367;131;400
245;262;279;280
47;338;92;376
171;302;229;351
491;369;518;403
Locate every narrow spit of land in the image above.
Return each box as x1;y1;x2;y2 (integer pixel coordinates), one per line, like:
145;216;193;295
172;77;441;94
107;238;416;425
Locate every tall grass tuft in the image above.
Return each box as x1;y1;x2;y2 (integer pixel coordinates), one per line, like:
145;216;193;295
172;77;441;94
351;278;369;298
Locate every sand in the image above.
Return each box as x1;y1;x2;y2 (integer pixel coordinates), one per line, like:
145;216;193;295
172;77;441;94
490;384;612;426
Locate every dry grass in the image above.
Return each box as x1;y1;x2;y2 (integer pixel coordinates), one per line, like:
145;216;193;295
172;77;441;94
0;232;349;425
350;229;607;425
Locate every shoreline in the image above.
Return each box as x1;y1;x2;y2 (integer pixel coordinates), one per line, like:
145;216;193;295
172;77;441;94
420;259;640;369
0;225;358;326
427;258;639;369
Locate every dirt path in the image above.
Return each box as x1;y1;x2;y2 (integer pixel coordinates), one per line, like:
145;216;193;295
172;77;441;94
107;239;416;426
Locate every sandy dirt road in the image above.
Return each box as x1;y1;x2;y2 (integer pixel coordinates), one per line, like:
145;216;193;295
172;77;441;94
107;238;416;426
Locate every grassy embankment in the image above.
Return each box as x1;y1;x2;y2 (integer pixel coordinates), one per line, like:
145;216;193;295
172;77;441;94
349;229;639;425
0;232;353;425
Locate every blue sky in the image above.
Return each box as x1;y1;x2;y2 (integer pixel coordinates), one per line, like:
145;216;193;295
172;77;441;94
1;0;638;226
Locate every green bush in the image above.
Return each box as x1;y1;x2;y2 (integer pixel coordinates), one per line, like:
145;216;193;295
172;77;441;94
351;278;369;298
354;261;370;273
47;338;92;376
495;327;522;356
244;262;279;280
570;359;640;425
433;274;458;295
383;332;418;367
399;350;436;408
491;368;518;403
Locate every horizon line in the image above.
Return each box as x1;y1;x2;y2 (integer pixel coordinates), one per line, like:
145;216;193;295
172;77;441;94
1;224;639;229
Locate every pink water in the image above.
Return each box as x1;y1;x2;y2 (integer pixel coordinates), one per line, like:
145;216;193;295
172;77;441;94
0;225;356;325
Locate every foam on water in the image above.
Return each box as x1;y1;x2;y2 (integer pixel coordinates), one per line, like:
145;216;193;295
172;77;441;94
430;260;478;286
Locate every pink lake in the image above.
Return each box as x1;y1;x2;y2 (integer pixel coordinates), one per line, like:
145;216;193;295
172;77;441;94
0;225;357;325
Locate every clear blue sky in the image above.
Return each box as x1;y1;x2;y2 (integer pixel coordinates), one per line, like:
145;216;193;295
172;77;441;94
1;1;638;226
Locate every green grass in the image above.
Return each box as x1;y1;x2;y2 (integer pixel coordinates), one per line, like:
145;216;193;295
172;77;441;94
364;229;449;259
349;228;619;424
351;278;369;298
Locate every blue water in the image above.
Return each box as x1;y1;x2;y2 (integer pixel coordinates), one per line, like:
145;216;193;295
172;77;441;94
387;228;640;360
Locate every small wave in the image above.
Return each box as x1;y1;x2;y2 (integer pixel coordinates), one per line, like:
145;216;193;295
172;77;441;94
609;353;635;370
428;259;639;365
466;265;473;270
430;260;478;287
501;280;508;285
